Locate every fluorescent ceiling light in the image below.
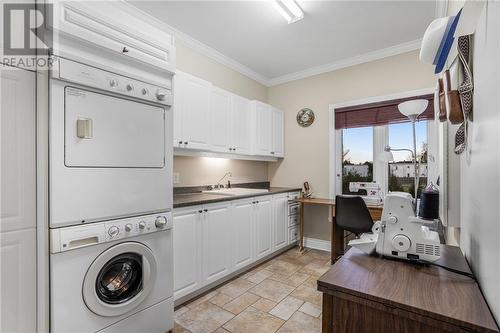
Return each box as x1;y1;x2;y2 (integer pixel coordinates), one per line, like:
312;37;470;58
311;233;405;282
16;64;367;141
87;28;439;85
273;0;304;24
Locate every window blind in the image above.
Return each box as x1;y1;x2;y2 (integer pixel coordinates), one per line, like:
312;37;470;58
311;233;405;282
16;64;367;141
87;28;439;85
335;94;434;130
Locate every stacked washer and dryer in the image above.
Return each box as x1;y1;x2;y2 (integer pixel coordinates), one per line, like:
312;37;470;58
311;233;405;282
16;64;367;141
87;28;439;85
47;2;175;332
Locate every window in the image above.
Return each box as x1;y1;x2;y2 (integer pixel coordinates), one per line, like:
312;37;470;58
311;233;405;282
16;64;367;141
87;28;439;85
341;127;373;195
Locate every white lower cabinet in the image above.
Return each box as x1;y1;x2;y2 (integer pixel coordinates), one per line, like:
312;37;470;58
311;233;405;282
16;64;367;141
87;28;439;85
173;192;296;302
232;199;255;270
202;202;233;285
173;206;203;299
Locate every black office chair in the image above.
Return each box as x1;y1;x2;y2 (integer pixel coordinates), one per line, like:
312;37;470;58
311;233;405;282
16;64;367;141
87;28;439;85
335;195;374;235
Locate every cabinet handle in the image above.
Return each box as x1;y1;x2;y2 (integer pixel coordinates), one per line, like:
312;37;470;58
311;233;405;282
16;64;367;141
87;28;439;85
122;46;129;53
271;152;275;155
233;148;237;151
178;141;183;144
203;209;208;212
229;148;233;151
184;141;188;145
198;210;203;214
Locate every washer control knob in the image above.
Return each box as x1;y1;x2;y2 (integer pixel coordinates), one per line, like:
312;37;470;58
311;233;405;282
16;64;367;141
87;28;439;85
108;226;119;237
139;221;146;229
141;88;149;96
126;84;134;91
387;216;398;224
109;79;118;87
156;89;167;101
155;216;167;228
125;223;133;232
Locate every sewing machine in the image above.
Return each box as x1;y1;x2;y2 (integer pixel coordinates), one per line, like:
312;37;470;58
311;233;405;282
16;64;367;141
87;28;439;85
349;182;383;204
349;192;441;262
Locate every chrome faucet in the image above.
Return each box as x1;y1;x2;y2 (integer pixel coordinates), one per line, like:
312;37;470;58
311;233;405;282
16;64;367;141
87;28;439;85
216;172;232;189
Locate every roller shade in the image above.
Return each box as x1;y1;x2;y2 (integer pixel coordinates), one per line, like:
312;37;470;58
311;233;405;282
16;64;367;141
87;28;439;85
335;94;434;130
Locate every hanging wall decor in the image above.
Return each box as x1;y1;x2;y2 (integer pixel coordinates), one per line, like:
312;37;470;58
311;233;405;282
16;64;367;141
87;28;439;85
296;108;315;127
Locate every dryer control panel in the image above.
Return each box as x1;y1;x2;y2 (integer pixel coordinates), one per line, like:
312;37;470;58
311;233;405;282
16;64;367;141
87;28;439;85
50;212;172;253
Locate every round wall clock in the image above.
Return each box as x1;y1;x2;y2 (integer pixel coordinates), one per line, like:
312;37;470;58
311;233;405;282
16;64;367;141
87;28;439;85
296;108;315;127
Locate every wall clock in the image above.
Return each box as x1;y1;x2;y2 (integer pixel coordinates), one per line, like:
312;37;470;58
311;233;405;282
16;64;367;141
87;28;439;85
296;108;315;127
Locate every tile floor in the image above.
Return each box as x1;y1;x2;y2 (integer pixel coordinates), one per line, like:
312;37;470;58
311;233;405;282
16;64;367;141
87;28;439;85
173;247;331;333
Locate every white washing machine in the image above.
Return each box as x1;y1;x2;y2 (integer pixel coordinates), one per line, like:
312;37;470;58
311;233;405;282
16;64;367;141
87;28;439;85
50;212;173;333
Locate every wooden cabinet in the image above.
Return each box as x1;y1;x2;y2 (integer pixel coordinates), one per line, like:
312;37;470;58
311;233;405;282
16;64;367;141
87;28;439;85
272;108;285;158
0;66;36;333
273;194;288;251
210;87;232;153
252;101;273;156
202;202;233;285
173;206;203;300
255;196;274;260
173;71;211;150
231;199;255;270
230;95;252;155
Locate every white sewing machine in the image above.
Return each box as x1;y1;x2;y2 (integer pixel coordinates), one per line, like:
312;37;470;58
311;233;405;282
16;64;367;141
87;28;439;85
349;182;383;204
349;192;441;262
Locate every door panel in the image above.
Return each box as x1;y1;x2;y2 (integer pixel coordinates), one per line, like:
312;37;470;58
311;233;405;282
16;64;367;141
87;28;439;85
273;196;288;251
232;199;254;270
231;95;252;155
255;197;273;259
210;87;231;153
173;207;202;299
254;102;272;156
272;108;284;157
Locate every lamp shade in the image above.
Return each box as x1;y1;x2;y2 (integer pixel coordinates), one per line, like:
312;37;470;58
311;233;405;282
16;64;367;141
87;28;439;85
379;150;394;162
398;99;429;118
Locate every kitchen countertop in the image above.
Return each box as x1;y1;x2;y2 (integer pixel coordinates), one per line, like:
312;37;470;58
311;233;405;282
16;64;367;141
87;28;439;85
173;187;302;208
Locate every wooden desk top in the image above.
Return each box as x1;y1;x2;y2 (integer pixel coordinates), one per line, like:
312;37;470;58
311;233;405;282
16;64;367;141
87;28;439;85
291;197;383;210
317;247;499;333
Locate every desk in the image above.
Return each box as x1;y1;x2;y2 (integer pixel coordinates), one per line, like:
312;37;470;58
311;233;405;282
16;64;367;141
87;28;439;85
291;198;383;263
317;247;499;333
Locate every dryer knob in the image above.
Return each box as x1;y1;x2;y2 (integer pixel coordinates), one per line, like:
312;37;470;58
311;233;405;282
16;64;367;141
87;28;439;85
125;223;133;232
108;226;119;237
139;221;146;229
126;84;134;91
155;216;167;228
156;89;167;101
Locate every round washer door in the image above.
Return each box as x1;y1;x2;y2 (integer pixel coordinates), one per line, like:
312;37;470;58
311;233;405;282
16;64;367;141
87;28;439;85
83;242;157;317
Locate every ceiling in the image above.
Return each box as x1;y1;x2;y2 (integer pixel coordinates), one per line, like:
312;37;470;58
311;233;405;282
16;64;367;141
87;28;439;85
129;1;438;86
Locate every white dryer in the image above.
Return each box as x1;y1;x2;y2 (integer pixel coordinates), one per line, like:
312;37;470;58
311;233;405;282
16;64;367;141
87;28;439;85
50;212;173;333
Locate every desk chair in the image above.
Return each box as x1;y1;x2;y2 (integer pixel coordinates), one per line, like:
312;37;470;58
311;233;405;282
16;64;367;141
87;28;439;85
335;195;374;236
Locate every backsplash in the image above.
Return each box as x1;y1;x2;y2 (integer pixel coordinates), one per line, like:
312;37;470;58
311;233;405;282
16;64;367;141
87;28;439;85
173;156;269;186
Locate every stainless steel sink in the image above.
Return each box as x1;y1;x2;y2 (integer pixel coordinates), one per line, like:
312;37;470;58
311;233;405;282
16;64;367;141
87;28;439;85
202;188;269;196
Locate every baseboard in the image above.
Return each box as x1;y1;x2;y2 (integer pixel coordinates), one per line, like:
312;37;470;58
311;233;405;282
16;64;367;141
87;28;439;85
303;237;331;252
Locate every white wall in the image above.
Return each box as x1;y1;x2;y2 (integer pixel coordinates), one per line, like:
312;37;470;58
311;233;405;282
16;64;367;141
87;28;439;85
458;2;500;322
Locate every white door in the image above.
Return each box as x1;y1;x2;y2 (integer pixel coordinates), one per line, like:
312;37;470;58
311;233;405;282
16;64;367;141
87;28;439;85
272;108;285;158
231;199;255;270
231;95;252;155
253;101;272;156
210;87;232;153
173;206;202;299
255;196;273;259
273;195;288;251
202;202;233;284
181;72;211;150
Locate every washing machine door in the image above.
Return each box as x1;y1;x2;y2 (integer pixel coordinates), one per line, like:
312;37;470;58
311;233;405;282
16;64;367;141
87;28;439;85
83;242;157;317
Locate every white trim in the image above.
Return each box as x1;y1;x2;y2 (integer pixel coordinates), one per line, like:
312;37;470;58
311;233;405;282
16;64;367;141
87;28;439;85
303;237;331;252
328;87;435;200
268;39;422;86
435;0;449;18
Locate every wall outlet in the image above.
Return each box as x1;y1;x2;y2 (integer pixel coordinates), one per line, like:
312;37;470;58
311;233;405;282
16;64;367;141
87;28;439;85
173;172;180;184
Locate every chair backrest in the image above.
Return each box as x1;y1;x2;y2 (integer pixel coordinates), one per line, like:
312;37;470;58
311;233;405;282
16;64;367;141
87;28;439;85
335;195;374;234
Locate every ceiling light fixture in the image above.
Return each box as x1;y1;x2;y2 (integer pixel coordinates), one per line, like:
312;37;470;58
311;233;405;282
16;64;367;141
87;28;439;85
273;0;304;24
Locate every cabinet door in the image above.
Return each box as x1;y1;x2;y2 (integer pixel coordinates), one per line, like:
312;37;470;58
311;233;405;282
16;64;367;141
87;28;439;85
173;206;202;300
272;108;285;158
273;195;288;251
1;229;36;333
255;196;273;259
253;101;273;156
1;67;36;232
209;87;232;153
231;95;252;155
181;72;211;150
173;73;184;148
231;199;255;270
203;202;233;285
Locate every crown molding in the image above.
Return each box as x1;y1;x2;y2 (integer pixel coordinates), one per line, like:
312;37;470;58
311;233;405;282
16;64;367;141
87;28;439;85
267;39;422;86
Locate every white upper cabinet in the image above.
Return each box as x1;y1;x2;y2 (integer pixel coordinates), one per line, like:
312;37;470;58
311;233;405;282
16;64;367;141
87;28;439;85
272;108;285;158
230;95;253;155
174;71;211;150
50;1;175;73
209;87;232;153
252;101;273;156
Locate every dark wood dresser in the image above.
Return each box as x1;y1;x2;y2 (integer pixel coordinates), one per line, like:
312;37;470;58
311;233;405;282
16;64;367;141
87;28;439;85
317;247;499;333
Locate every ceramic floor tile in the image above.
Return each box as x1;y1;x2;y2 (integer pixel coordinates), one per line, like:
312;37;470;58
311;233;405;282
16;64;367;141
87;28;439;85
252;298;278;312
246;269;274;284
175;306;190;319
187;291;219;309
173;322;192;333
249;279;295;303
214;328;230;333
269;296;304;321
290;284;322;306
266;260;302;276
302;276;319;289
223;306;285;333
278;271;311;288
223;292;260;315
298;302;321;318
276;310;320;333
299;260;330;277
218;278;256;298
210;293;234;307
176;302;234;333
